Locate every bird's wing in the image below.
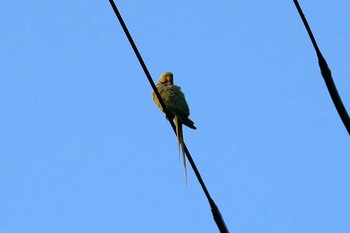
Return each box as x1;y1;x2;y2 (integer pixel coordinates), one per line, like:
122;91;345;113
165;85;190;117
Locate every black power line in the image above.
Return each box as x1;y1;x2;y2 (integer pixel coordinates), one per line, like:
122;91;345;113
293;0;350;135
108;1;230;232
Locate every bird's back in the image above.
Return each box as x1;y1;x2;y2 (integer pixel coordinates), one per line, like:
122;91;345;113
153;83;196;129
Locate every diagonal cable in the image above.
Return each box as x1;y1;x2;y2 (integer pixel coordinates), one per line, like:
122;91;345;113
293;0;350;135
108;1;229;232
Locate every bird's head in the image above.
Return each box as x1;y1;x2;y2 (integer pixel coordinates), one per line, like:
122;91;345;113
159;72;173;85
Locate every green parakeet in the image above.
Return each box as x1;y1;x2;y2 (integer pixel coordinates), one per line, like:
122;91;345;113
152;72;196;185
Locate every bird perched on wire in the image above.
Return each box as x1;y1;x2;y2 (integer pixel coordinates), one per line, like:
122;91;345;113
152;71;196;185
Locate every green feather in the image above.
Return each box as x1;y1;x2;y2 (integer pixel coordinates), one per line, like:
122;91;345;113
175;116;188;185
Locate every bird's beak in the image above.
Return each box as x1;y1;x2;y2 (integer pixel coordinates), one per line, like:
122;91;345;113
166;76;173;84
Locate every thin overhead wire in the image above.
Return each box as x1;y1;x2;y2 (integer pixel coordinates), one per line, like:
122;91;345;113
108;1;229;232
293;0;350;135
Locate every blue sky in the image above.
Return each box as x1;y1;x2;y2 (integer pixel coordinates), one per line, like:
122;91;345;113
1;1;350;232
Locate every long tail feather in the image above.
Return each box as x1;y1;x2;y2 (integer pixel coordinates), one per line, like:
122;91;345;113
175;116;188;186
175;117;181;161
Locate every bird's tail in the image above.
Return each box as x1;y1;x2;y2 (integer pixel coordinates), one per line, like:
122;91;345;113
175;116;188;186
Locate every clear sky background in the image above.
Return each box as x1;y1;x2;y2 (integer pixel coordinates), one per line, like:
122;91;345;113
1;1;350;233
